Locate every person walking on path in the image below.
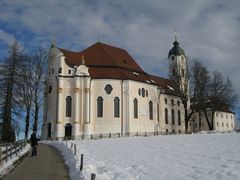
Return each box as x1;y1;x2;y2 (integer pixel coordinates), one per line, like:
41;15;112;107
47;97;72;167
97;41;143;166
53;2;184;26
30;131;38;156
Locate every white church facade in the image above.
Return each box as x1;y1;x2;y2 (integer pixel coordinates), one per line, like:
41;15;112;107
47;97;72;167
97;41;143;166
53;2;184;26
41;39;235;140
41;40;188;140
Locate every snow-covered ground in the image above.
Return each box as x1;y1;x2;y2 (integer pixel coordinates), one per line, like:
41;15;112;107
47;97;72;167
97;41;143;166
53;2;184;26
0;144;31;178
47;133;240;180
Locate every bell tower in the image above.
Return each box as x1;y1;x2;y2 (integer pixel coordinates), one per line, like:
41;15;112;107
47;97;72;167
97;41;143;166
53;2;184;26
168;36;188;95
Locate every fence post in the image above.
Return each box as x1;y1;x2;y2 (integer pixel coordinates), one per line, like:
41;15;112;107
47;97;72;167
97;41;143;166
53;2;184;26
80;154;84;171
91;173;96;180
145;132;147;137
109;133;111;138
74;144;76;155
71;143;73;149
15;143;17;156
10;144;12;159
6;144;8;162
91;134;93;139
118;133;120;137
0;148;2;164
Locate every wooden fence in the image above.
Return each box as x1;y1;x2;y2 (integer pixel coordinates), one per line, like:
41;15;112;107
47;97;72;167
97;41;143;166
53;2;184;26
0;139;27;165
60;130;181;141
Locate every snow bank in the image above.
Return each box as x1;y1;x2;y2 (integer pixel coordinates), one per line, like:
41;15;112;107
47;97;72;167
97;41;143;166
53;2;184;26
47;133;240;180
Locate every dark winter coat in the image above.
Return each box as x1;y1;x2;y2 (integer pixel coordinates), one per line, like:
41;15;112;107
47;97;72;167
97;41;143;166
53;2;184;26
30;132;38;146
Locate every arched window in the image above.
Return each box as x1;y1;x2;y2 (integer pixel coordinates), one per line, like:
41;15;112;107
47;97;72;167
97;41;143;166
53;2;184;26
181;69;185;77
142;88;145;97
164;98;167;104
97;97;103;117
66;96;72;117
114;97;120;118
134;98;138;119
165;108;168;124
178;110;181;125
149;101;153;120
172;109;175;125
59;68;62;73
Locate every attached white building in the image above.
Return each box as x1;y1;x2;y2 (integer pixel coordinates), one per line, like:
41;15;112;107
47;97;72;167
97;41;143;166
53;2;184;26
41;40;186;140
189;108;235;133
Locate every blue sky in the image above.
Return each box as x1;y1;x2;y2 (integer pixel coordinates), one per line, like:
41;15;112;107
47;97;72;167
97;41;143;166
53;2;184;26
0;0;240;118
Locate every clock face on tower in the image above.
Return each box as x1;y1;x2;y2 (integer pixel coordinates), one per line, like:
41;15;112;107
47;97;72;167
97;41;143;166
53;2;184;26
171;56;175;61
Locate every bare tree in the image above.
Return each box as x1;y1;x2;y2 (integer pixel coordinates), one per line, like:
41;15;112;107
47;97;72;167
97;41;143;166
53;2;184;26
204;71;238;130
18;55;34;139
190;60;210;131
0;42;23;142
31;48;48;134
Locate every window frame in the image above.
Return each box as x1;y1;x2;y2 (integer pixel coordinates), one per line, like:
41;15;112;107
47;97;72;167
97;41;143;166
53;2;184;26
97;96;103;117
66;96;72;117
114;97;120;118
134;98;138;119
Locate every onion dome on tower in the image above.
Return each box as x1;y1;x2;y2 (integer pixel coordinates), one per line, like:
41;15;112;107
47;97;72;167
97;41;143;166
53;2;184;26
168;36;185;58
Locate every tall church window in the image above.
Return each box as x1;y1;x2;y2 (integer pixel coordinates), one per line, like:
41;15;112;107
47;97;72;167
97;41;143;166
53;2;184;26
149;101;153;120
134;98;138;119
157;103;159;122
97;97;103;117
142;88;145;97
165;108;168;124
114;97;120;118
165;98;167;104
172;109;175;125
66;96;72;117
181;69;185;77
178;110;181;125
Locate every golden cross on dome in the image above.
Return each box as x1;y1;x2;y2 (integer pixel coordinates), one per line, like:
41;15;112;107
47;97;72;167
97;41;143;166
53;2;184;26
174;30;177;42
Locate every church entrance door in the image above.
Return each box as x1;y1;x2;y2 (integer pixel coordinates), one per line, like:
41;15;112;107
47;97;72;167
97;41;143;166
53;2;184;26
48;123;51;139
65;123;72;138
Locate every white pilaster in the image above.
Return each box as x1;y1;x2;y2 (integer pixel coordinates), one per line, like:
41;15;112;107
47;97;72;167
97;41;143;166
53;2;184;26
73;77;81;137
56;78;64;138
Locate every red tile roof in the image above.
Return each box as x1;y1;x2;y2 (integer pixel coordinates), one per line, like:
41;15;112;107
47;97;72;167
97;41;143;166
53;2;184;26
58;42;182;96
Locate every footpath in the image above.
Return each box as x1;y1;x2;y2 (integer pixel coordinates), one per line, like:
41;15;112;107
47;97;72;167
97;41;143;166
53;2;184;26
2;144;69;180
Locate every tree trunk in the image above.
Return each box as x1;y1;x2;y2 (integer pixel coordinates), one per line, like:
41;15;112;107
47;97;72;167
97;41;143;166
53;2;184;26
25;109;30;139
33;103;39;133
198;111;202;131
204;110;212;130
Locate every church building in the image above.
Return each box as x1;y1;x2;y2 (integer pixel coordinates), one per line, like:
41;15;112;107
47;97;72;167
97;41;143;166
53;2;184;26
41;39;188;140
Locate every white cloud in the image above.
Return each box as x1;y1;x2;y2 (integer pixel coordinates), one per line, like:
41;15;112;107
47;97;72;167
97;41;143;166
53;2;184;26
0;0;239;100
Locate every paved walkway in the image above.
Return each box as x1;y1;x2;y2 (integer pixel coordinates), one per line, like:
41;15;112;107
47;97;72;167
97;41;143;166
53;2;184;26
3;144;69;180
